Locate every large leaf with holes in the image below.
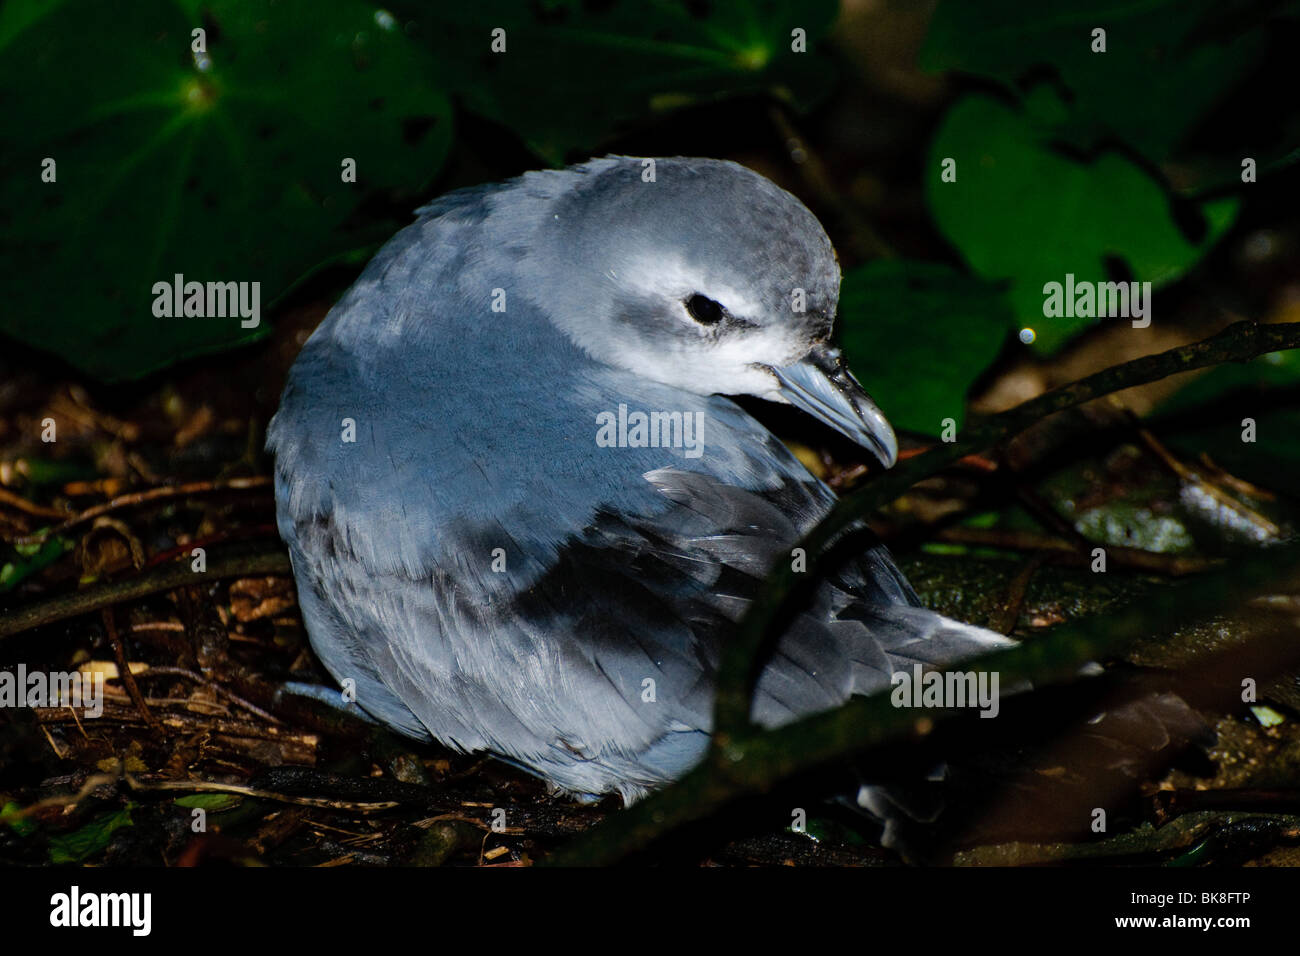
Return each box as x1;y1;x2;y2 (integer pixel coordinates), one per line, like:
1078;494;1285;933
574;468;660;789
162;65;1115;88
0;0;450;380
394;0;839;163
838;260;1014;436
926;94;1238;351
921;0;1273;161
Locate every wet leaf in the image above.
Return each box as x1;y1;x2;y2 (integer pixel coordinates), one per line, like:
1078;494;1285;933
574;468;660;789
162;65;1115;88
48;806;133;864
838;260;1013;435
921;0;1269;161
0;801;36;837
175;793;242;811
0;0;451;380
0;535;72;593
926;94;1238;350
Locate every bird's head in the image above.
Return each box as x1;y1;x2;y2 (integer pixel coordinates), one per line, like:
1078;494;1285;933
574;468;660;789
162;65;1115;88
515;156;897;467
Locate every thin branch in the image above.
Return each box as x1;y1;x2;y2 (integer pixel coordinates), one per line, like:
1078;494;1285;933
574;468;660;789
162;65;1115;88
123;776;401;813
140;665;283;724
0;542;291;641
102;606;163;733
8;475;272;546
929;526;1213;575
0;486;69;520
1137;425;1280;538
988;553;1047;634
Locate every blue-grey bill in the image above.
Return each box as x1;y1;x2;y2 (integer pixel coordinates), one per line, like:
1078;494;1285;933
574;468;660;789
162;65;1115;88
770;345;898;468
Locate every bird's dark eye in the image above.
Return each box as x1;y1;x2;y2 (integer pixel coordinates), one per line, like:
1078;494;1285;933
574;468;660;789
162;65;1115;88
685;293;725;325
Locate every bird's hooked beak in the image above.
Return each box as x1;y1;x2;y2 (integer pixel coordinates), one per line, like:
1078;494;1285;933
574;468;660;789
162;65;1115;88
769;344;898;468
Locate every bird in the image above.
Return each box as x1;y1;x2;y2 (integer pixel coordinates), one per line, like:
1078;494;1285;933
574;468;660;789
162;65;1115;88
266;155;1016;816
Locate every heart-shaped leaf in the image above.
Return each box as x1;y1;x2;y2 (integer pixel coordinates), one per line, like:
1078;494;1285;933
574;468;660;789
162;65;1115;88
921;0;1269;161
838;260;1014;436
0;0;451;380
926;94;1238;351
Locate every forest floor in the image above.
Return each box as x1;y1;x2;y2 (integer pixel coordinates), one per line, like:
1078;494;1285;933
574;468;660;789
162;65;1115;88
2;291;1300;867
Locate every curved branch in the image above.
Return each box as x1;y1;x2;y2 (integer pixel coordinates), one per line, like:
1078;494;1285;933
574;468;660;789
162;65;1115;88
0;543;291;641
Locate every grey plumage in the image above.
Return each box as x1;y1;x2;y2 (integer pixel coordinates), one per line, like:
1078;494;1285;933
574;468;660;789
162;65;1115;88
267;156;1013;803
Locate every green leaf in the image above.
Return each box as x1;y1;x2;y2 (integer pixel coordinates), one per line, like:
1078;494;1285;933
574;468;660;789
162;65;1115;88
0;0;451;381
0;535;72;594
3;458;97;487
174;793;242;811
926;94;1238;351
1250;705;1286;728
838;260;1014;436
0;801;36;837
48;807;133;864
921;0;1270;161
395;0;839;163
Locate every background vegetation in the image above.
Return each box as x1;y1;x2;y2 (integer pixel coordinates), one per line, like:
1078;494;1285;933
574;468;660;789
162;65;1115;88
2;0;1300;866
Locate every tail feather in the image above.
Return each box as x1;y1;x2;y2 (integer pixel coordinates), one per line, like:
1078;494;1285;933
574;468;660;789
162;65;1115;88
846;604;1017;698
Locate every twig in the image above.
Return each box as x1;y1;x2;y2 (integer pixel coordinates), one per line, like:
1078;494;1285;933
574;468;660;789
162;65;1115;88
39;725;67;759
898;446;1000;472
9;476;272;546
139;665;283;724
1137;426;1280;538
4;772;122;819
830;447;998;491
931;526;1212;575
143;524;278;569
0;542;291;641
989;553;1047;634
37;704;312;746
123;776;400;813
1197;453;1278;500
1153;788;1300;822
102;607;162;732
0;486;69;520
